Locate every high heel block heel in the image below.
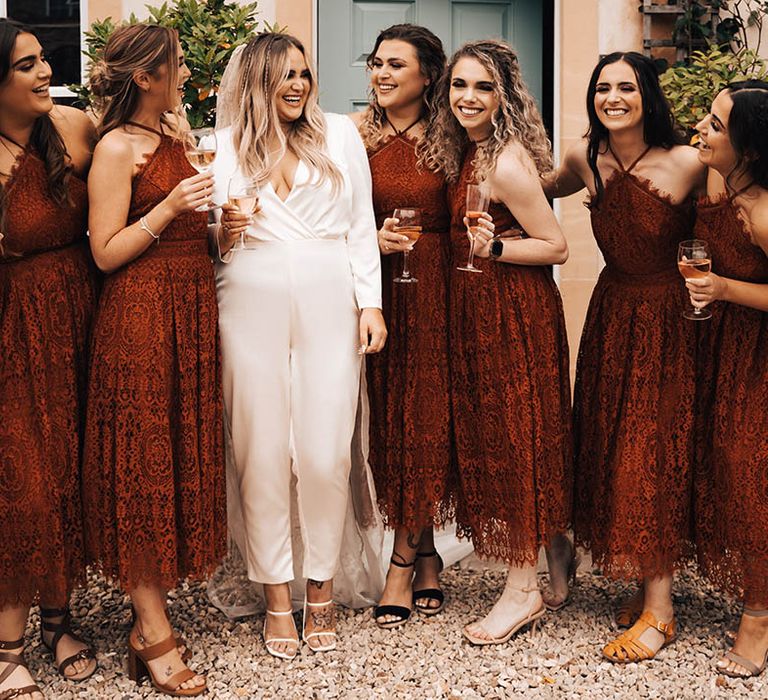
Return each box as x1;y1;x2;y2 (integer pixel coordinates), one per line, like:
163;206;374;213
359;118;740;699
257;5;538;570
413;549;445;616
127;631;206;697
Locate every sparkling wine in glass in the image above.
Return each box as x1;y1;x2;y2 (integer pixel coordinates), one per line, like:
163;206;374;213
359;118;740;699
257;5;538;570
677;239;713;320
184;127;218;211
457;183;490;273
227;176;259;250
393;208;422;284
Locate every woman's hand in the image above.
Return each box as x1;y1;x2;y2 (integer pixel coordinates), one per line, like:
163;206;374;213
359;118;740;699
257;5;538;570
164;171;215;215
686;273;728;308
218;202;254;252
378;217;412;255
358;308;387;354
465;212;495;258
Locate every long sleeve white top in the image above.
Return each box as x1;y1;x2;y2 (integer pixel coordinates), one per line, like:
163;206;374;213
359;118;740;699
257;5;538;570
213;113;382;309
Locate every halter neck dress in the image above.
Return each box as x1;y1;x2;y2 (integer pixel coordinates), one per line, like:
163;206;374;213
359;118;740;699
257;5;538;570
364;122;456;529
693;190;768;605
572;148;697;580
0;143;96;607
447;145;573;564
82;124;226;592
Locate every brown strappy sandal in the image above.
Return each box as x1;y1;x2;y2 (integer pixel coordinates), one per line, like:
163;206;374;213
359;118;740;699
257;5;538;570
130;605;191;662
39;607;97;682
0;638;42;700
127;630;206;697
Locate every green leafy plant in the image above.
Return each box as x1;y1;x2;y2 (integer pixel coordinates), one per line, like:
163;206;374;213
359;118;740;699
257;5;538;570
70;0;260;127
660;45;768;134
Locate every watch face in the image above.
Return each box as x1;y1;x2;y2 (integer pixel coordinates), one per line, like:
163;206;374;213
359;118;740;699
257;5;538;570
490;239;503;258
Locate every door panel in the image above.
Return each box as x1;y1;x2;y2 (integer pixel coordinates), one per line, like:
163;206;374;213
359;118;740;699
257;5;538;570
318;0;545;115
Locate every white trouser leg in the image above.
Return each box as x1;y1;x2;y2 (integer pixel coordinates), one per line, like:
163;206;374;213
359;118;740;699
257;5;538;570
217;246;293;584
289;240;361;582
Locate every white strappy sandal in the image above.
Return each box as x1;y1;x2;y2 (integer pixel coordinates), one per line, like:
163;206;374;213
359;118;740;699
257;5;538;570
302;599;337;652
262;609;299;661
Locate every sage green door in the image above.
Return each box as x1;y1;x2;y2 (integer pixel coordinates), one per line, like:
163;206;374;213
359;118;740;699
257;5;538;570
317;0;546;114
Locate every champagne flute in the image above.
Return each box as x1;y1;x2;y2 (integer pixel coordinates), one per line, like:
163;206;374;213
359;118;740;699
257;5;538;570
457;183;490;273
677;239;713;320
393;208;422;284
184;127;218;211
227;176;259;250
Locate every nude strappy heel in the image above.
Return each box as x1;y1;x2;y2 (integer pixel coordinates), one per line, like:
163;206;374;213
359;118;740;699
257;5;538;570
462;585;546;646
718;607;768;678
262;609;299;661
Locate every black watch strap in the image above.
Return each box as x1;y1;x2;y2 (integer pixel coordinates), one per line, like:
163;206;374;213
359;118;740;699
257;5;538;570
489;238;504;260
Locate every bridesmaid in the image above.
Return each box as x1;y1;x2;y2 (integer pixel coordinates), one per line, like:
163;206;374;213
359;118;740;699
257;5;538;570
348;24;452;628
687;80;768;678
423;39;573;644
543;52;705;662
84;24;224;696
0;19;97;698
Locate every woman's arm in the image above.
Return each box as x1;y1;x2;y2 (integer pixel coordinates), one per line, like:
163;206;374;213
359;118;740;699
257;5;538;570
88;131;214;273
475;144;568;265
338;115;386;352
540;140;588;199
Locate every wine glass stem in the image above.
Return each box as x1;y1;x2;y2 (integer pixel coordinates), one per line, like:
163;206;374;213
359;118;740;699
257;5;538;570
401;249;411;278
466;230;476;268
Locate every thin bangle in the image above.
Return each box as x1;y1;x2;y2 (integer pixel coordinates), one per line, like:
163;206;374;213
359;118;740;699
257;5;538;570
140;215;160;242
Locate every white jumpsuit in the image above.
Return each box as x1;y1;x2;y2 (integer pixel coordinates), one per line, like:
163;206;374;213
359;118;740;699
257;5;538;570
213;114;382;585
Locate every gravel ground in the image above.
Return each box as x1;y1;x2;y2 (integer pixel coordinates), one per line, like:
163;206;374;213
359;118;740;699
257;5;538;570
23;561;767;699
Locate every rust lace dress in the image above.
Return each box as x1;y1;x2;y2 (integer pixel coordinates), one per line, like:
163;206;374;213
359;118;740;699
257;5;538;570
365;132;456;528
82;130;226;592
572;152;697;581
0;148;96;608
693;195;768;605
447;146;572;564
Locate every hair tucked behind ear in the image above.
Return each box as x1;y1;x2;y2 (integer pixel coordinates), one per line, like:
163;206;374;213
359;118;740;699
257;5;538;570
726;80;768;190
358;24;445;152
0;19;72;215
90;24;180;137
421;39;551;183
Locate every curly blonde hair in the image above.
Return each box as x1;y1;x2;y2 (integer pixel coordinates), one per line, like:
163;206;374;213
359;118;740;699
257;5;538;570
357;24;445;152
421;39;552;183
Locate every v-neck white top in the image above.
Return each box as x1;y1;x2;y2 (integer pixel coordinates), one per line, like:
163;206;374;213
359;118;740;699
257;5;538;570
213;113;381;309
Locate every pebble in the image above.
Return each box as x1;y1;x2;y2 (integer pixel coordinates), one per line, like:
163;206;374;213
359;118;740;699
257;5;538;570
18;562;768;698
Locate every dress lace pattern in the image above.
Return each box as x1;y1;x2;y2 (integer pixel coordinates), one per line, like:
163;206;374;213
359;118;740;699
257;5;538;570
0;151;97;608
572;169;697;581
693;198;768;605
365;135;457;529
447;146;573;565
82;136;226;592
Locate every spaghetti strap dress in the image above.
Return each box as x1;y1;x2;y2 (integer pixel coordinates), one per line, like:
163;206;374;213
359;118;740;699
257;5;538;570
0;146;96;608
365;129;457;529
572;149;697;580
693;193;768;605
447;145;572;564
82;127;226;592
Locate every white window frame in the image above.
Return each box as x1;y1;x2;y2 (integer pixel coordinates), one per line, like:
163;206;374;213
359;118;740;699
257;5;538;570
0;0;86;97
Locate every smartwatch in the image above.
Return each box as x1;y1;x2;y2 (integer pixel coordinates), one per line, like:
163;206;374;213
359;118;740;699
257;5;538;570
488;238;504;260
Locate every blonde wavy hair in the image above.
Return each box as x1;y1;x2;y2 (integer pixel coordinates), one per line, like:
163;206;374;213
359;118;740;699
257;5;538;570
219;32;341;193
90;24;182;137
421;40;552;183
357;24;445;152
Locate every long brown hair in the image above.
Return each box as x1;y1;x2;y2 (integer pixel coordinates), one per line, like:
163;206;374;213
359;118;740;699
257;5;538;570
90;24;180;137
0;19;71;207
